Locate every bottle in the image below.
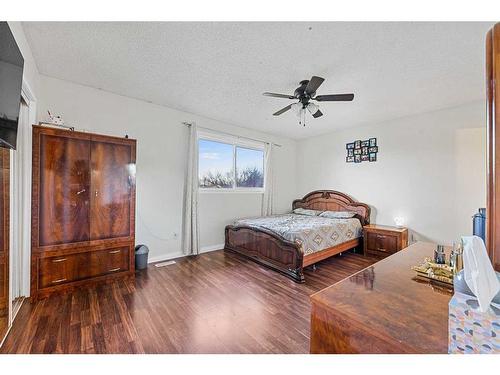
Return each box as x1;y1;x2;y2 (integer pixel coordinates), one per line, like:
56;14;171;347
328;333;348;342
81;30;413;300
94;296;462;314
453;241;463;273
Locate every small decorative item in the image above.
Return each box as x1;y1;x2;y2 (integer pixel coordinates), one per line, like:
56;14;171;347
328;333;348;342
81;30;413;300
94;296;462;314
47;110;65;126
346;137;379;163
411;257;454;288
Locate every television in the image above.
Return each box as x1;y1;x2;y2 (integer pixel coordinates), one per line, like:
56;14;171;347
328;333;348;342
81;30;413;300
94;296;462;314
0;22;24;150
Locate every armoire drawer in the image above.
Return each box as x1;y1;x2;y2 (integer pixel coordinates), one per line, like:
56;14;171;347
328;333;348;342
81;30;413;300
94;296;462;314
39;252;91;288
89;247;130;277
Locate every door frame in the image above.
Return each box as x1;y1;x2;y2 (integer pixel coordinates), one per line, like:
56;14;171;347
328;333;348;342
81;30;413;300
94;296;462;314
8;78;36;326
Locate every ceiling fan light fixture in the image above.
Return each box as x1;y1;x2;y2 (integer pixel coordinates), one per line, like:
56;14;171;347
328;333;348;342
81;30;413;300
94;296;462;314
291;102;302;117
307;102;319;116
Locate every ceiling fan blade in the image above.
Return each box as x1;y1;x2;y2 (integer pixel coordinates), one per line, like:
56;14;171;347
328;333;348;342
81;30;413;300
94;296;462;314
305;76;325;95
273;104;293;116
263;92;295;99
312;109;323;118
314;93;354;102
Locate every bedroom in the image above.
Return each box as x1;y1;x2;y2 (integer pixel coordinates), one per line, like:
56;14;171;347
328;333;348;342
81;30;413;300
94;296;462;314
0;1;500;371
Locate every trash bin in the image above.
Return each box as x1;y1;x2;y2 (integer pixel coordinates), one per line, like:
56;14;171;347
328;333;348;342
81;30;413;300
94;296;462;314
135;244;149;270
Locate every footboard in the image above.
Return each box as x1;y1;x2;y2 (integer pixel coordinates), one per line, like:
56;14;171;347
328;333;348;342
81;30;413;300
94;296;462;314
224;225;305;282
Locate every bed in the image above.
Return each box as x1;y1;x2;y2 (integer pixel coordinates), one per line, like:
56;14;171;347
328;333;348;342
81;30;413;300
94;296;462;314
224;190;371;282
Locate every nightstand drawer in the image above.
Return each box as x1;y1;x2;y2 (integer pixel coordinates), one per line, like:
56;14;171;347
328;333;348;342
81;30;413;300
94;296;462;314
366;232;399;253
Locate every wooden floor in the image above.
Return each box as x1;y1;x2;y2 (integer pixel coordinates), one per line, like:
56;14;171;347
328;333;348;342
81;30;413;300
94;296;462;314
0;249;378;354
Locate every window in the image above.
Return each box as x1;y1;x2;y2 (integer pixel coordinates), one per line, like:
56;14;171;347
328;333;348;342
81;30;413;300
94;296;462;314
198;135;265;191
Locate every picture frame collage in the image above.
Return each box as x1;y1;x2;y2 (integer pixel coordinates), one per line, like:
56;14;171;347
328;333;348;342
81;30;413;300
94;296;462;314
346;138;378;163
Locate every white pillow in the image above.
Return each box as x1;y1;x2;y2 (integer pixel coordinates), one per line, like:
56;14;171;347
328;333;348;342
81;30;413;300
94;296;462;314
319;210;356;219
292;208;323;216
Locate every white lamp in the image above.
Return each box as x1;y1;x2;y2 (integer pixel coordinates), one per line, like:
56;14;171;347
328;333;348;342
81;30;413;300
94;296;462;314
394;217;405;228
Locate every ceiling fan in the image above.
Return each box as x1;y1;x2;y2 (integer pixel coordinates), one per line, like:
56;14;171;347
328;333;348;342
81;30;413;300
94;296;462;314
263;76;354;126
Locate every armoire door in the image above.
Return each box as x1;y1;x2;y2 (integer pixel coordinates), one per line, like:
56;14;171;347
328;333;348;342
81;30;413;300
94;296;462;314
37;133;91;247
90;138;135;241
0;148;9;341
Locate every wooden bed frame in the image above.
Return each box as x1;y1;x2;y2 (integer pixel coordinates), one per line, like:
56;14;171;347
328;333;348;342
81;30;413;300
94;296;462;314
224;190;371;282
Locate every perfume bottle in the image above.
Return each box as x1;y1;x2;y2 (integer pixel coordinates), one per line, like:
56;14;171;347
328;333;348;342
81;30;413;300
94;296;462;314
454;241;464;273
434;245;446;264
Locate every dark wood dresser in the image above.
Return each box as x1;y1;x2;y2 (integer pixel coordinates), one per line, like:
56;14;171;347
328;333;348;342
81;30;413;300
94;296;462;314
31;125;136;299
363;224;408;258
310;242;451;353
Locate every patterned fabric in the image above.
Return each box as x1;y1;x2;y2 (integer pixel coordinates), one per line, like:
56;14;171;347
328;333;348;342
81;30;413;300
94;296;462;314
233;214;362;255
292;208;323;216
319;210;357;219
448;291;500;353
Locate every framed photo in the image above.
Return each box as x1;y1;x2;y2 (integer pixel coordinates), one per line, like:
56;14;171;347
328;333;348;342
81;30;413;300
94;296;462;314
354;140;361;149
369;146;378;153
354;154;361;163
361;154;369;162
369;153;377;162
347;149;354;156
346;142;355;150
346;156;354;163
369;138;377;147
362;147;369;155
354;148;362;155
361;140;369;147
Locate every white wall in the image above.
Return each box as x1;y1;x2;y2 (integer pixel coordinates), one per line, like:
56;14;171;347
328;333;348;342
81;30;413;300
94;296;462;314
296;102;486;245
37;75;297;262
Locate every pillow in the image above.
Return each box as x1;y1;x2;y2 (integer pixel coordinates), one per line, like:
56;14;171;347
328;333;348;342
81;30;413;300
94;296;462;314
319;210;356;219
292;208;323;216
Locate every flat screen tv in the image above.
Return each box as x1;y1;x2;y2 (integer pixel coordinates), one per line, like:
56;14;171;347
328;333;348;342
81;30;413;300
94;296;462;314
0;22;24;150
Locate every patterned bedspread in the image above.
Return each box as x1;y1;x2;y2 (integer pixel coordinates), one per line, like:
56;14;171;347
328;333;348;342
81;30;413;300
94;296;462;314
233;214;363;255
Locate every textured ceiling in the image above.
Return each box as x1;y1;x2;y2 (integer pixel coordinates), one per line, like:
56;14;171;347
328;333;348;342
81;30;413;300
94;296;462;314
23;22;493;139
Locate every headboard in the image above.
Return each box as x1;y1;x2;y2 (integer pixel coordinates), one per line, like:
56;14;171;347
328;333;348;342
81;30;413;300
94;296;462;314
292;190;371;225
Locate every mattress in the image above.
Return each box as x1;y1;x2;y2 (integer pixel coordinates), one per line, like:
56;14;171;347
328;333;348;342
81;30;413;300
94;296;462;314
233;213;363;255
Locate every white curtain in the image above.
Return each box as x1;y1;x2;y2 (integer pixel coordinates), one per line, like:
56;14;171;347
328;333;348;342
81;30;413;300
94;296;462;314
182;123;200;255
261;142;274;216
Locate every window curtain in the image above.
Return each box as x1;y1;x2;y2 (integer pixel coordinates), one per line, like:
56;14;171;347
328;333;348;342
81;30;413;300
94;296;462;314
261;142;274;216
182;123;200;255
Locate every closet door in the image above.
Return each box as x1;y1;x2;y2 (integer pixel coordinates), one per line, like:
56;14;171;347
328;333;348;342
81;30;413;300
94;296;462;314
90;137;135;241
0;148;9;341
37;132;91;247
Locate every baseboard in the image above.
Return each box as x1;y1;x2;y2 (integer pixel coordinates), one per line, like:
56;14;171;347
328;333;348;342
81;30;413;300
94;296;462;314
200;243;225;253
147;252;184;264
147;244;224;264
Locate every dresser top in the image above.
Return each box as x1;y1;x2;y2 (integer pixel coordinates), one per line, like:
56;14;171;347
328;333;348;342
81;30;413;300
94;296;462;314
310;241;451;353
363;224;408;233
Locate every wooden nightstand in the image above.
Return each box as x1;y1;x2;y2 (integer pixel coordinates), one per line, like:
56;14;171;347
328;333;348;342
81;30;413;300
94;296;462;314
363;224;408;258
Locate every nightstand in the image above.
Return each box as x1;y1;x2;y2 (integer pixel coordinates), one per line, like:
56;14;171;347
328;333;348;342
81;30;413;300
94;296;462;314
363;224;408;258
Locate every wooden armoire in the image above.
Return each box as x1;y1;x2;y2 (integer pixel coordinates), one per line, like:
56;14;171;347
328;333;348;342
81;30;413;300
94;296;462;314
487;23;500;271
31;125;136;299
